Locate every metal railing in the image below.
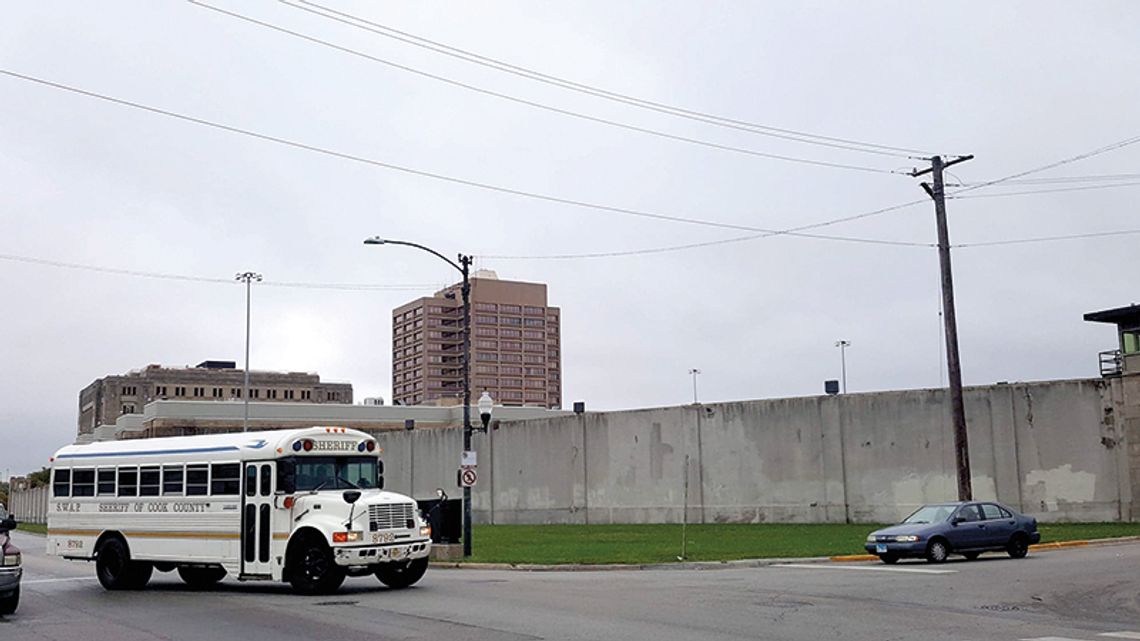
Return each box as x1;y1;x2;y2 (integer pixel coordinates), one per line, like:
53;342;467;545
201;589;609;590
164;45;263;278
1099;349;1123;377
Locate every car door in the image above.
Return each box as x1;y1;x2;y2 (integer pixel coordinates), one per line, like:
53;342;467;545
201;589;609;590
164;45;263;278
980;503;1014;547
944;504;983;549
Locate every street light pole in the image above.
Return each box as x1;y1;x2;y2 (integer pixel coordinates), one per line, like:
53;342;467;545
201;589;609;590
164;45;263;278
835;340;850;393
688;368;701;404
364;237;481;557
235;271;262;432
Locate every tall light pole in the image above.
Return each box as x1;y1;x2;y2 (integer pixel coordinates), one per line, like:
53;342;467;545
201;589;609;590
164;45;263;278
364;237;482;557
835;340;850;394
688;368;701;404
235;272;262;432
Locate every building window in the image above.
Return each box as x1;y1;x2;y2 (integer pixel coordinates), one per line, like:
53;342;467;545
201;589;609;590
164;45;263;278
500;305;521;314
301;390;311;400
500;328;521;338
475;340;498;349
501;341;522;351
524;318;545;327
475;314;497;324
1124;329;1140;355
251;389;260;399
524;354;544;364
121;404;136;414
525;342;544;352
526;379;545;388
524;306;544;316
501;316;522;326
501;366;523;375
267;389;278;400
231;388;241;398
523;330;543;339
175;386;186;396
475;377;497;387
155;385;168;397
212;387;223;398
476;352;498;362
475;365;498;374
501;378;522;388
326;391;339;401
526;367;546;376
284;389;295;400
475;327;497;337
501;353;523;363
121;385;137;396
193;387;205;398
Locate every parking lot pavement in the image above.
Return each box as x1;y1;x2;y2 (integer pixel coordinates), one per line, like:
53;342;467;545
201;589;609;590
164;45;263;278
3;530;1138;641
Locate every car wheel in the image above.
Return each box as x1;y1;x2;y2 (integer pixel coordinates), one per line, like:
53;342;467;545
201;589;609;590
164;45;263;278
925;539;949;564
375;557;428;589
0;587;18;616
878;554;899;565
287;535;345;595
177;566;227;588
96;538;150;590
1007;534;1029;559
963;552;980;560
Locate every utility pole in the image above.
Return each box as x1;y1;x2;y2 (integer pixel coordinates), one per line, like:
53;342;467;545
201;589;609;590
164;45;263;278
688;368;701;404
834;340;850;393
235;271;262;433
912;154;974;501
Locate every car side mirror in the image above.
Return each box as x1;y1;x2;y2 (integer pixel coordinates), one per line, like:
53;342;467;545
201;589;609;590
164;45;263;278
342;490;361;505
951;517;964;526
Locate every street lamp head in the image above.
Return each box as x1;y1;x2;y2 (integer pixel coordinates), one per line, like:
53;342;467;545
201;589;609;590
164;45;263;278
363;236;388;245
478;391;494;430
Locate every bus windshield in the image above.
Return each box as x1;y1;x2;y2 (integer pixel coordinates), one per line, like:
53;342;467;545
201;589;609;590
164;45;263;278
279;456;380;492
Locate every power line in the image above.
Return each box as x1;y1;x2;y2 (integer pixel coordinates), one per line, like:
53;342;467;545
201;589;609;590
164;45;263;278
951;173;1140;187
950;180;1140;200
0;68;920;243
956;229;1140;248
0;252;439;291
282;0;935;159
189;1;903;175
482;198;932;259
946;135;1140;196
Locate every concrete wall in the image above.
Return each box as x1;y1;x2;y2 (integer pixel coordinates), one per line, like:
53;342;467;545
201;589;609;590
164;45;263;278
8;485;48;525
377;377;1134;524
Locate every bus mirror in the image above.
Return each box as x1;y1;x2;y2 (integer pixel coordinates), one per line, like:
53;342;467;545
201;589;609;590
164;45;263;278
342;490;362;505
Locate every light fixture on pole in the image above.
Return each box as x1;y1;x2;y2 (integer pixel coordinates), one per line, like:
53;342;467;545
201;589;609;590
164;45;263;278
478;391;494;431
834;340;851;394
235;271;262;432
688;369;701;404
364;236;479;557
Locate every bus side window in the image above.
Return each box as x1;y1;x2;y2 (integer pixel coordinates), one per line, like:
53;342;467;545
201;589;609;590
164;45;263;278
72;469;96;497
118;467;139;497
245;465;257;497
378;460;384;490
186;465;209;496
140;467;161;496
211;463;240;495
277;459;296;494
97;469;116;496
163;465;185;495
53;469;71;497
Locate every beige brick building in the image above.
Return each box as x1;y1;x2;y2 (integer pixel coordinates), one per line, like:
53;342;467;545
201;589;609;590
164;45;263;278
78;361;352;436
391;271;561;408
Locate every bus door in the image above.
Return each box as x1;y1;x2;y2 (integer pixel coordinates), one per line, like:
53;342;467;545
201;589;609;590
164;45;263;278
241;461;275;576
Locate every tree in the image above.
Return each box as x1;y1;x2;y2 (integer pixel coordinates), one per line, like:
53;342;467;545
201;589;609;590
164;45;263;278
27;467;50;488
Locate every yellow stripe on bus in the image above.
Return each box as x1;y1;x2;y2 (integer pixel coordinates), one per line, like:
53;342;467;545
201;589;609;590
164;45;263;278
49;529;240;540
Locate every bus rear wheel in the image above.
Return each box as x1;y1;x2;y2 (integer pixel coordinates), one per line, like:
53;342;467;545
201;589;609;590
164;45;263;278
287;535;345;595
177;566;227;589
375;557;428;589
96;538;152;590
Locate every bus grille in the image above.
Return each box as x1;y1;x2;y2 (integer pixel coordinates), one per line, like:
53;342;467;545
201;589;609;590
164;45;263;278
369;502;415;531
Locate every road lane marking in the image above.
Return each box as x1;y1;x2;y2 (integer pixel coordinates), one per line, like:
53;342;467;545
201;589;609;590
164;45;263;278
1100;634;1140;640
773;563;957;575
1022;637;1096;641
24;576;100;584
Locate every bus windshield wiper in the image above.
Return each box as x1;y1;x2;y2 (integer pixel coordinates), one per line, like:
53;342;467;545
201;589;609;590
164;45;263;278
337;476;361;490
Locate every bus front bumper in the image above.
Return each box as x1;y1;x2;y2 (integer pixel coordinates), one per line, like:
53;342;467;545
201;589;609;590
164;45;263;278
334;539;431;566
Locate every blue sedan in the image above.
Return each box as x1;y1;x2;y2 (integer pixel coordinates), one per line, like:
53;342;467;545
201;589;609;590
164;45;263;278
864;501;1040;564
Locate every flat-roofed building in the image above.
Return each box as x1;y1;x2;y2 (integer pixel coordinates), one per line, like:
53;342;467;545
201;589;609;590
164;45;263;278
391;270;561;408
78;361;352;437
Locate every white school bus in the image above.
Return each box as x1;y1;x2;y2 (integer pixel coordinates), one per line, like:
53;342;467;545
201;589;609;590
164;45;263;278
47;427;431;594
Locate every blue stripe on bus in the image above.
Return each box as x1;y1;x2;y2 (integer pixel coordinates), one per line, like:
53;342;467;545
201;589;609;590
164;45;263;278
56;446;242;459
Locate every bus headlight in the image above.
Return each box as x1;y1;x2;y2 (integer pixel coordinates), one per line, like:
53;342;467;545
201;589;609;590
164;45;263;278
420;525;431;537
2;552;20;567
332;531;363;543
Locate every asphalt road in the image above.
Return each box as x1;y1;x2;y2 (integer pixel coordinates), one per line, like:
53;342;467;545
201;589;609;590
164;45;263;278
3;530;1138;641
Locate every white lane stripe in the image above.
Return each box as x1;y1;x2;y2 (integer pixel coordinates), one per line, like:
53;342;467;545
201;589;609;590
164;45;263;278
1100;634;1140;640
1021;637;1095;641
773;563;957;575
23;576;100;584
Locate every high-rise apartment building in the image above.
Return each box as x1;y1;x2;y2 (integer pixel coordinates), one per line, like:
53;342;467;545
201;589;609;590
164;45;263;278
391;271;561;408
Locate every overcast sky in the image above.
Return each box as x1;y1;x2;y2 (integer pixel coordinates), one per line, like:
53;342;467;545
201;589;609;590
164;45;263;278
2;1;1138;477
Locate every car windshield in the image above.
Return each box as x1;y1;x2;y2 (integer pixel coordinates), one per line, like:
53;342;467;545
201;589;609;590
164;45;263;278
279;456;379;492
901;505;954;524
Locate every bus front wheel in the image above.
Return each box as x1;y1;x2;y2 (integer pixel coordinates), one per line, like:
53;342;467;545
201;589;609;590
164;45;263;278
287;535;345;595
95;538;152;590
375;557;428;589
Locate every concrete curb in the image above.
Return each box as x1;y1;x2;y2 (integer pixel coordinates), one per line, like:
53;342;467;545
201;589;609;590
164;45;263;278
430;536;1140;571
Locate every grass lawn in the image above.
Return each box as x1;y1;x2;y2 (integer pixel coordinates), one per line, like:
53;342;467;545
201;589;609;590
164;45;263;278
463;522;1140;565
15;522;46;535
